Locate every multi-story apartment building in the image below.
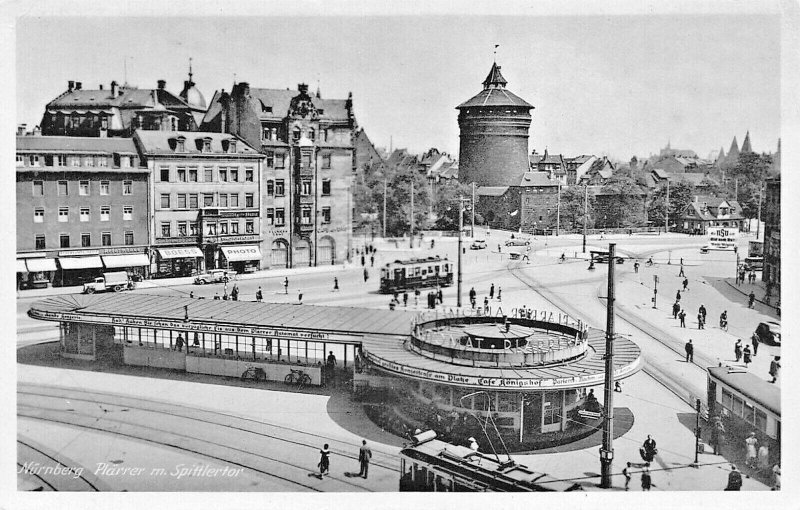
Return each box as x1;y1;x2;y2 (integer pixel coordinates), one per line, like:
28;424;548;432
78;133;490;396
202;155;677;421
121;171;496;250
16;136;149;288
133;130;264;277
201;82;355;267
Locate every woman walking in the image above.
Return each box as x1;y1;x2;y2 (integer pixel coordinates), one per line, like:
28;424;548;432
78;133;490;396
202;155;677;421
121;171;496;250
318;444;331;477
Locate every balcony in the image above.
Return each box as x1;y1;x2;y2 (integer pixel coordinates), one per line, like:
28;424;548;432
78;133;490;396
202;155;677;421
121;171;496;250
296;220;315;233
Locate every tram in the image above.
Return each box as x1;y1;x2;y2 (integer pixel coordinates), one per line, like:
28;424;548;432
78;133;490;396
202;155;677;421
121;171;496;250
379;256;453;294
399;431;583;492
707;366;780;460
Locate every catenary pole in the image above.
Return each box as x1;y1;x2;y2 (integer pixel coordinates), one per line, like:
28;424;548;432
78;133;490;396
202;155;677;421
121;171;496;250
600;243;617;488
471;182;476;238
582;184;588;253
457;196;464;308
410;180;414;248
556;182;561;236
665;179;670;233
382;178;387;239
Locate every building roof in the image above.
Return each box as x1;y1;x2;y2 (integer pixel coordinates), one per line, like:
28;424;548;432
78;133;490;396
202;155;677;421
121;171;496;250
249;88;349;121
134;130;261;156
29;294;417;338
708;366;780;415
652;168;669;179
518;172;559;187
682;197;744;221
482;62;507;88
16;135;138;154
457;87;533;109
476;186;509;197
47;85;192;112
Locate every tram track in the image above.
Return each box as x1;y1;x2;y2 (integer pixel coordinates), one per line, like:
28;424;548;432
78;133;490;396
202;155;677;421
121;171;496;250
17;437;104;491
18;382;400;491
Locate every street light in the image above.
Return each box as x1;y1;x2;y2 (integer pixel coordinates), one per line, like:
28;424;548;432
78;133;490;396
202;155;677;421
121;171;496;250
693;398;702;465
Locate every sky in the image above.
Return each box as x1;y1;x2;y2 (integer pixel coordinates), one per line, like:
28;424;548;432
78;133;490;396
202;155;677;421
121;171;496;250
15;11;781;161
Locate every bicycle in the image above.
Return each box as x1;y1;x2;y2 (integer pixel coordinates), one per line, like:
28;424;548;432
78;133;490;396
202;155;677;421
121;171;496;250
284;368;312;388
241;366;267;382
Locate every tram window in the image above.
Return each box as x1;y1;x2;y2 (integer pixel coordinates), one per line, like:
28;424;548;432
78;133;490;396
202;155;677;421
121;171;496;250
443;264;448;272
421;269;427;276
732;396;744;417
755;409;767;432
415;267;421;276
721;388;733;410
743;402;755;424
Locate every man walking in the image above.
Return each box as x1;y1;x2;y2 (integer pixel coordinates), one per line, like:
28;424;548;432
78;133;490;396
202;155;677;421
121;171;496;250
743;345;752;367
748;291;756;308
697;312;704;329
672;301;680;319
751;333;760;356
685;339;694;363
358;439;372;479
403;291;409;307
497;287;502;301
284;277;289;294
469;287;477;309
769;356;781;383
676;290;682;302
333;277;339;291
682;278;689;291
699;304;707;323
734;339;743;362
318;444;331;477
678;260;685;277
326;351;337;387
256;286;263;302
711;415;725;455
678;309;686;328
634;261;640;274
363;268;369;283
489;283;495;300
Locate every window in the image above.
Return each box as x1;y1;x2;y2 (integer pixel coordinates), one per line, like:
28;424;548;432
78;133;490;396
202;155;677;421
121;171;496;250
161;222;171;237
230;193;239;207
245;193;254;208
204;167;213;182
245;220;254;234
266;180;274;196
160;167;170;182
755;409;767;432
34;208;44;223
123;206;133;220
263;127;270;141
58;181;68;195
177;167;186;182
266;151;274;168
230;221;239;234
219;194;228;207
322;153;331;169
59;234;70;248
203;194;214;207
70;156;80;167
100;181;109;195
177;194;186;209
123;181;132;195
160;193;171;209
309;128;315;142
102;232;111;246
207;223;217;235
245;168;253;182
16;155;23;165
100;206;110;221
85;157;95;167
301;180;312;195
81;233;91;247
230;168;239;182
322;207;331;224
124;231;134;246
33;181;44;196
188;167;198;182
189;194;198;209
202;138;212;153
219;222;228;235
97;157;108;167
743;402;755;424
58;207;69;222
35;235;45;250
219;168;227;182
322;180;331;195
301;207;312;225
29;155;40;167
276;153;285;169
80;207;90;222
79;180;89;196
275;179;285;196
57;155;68;167
292;127;301;141
266;208;274;225
189;222;198;236
120;156;131;168
275;208;285;226
302;153;311;168
177;221;187;237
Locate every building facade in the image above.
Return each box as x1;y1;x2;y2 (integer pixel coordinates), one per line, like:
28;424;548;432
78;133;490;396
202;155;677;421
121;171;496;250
677;196;745;235
763;177;780;294
201;82;354;267
457;62;533;187
133;130;265;277
16;136;150;288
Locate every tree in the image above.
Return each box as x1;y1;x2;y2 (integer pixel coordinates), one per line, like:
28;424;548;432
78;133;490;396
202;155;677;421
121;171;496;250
730;152;773;183
598;176;646;228
647;181;695;227
555;185;595;230
432;181;473;231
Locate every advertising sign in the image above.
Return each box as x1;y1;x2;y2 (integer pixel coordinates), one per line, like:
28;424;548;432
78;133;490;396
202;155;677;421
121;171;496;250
707;227;738;250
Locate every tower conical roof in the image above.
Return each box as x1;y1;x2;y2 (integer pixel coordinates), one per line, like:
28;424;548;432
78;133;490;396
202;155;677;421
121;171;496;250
741;131;752;153
728;136;740;160
482;62;507;89
457;61;532;109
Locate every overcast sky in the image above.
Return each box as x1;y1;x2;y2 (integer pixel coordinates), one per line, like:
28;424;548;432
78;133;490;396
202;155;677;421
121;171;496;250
15;9;781;161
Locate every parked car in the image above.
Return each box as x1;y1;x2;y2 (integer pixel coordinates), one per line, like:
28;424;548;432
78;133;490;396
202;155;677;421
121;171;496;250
505;238;531;247
83;271;135;294
754;321;781;346
470;239;487;250
743;256;764;271
194;269;236;285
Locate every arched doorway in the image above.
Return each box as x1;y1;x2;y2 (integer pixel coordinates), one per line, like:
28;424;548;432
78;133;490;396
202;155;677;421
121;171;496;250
294;239;311;267
271;239;288;268
318;236;336;265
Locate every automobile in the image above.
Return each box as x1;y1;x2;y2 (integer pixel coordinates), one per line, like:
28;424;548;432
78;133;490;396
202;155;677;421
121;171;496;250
470;239;487;250
743;256;764;271
504;238;531;247
590;251;624;264
754;321;781;346
700;246;710;254
194;269;236;285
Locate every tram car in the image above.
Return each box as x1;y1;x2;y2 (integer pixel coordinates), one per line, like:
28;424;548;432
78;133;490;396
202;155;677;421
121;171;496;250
379;256;453;294
399;431;583;492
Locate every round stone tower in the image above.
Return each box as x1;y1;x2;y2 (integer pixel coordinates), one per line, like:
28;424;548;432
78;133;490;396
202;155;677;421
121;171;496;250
457;62;533;187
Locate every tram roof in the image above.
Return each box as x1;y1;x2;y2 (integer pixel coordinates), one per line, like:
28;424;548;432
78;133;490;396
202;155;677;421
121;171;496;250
385;256;448;266
29;293;416;337
708;366;780;416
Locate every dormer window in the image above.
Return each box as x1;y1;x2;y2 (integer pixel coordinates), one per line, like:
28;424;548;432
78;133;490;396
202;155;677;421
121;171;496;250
176;136;186;152
221;139;237;153
292;127;301;141
202;137;212;153
309;128;315;142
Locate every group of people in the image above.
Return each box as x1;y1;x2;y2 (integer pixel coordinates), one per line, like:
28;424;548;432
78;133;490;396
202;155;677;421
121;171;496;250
317;439;373;480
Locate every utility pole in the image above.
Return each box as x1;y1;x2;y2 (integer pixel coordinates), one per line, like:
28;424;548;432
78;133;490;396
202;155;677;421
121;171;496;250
382;178;387;239
410;179;414;248
734;177;739;200
665;179;670;233
556;182;561;236
457;196;468;308
652;274;658;308
471;182;476;238
756;180;764;239
600;243;617;489
693;398;702;465
582;184;588;253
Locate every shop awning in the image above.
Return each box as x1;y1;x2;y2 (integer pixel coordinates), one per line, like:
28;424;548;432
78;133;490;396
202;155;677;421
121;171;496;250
58;256;103;270
158;247;203;259
102;253;150;268
17;259;28;273
24;258;57;272
220;245;262;262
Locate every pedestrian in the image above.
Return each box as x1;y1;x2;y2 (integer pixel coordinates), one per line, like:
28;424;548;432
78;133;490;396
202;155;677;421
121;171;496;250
623;462;632;490
298;290;303;304
676;290;681;302
468;436;479;453
370;255;374;267
725;465;742;491
699;304;707;322
318;444;330;477
672;301;680;319
363;268;369;282
326;351;337;387
189;291;194;299
734;339;743;362
256;287;263;302
641;464;652;491
751;332;760;356
333;277;339;291
358;439;372;479
678;262;685;277
711;415;725;455
403;291;409;307
498;244;502;253
769;356;780;383
614;381;622;392
748;291;755;308
772;464;781;491
683;278;689;291
743;345;752;367
719;310;728;330
678;309;686;328
634;261;640;274
497;287;502;301
361;254;365;266
685;339;694;362
284;277;289;294
697;312;704;329
469;287;476;308
642;435;657;461
214;292;220;300
489;283;495;299
175;333;184;352
437;287;443;304
745;432;758;468
431;239;435;249
414;287;420;307
483;296;490;314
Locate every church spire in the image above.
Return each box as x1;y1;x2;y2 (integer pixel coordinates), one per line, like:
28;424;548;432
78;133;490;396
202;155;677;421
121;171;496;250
728;136;740;160
741;130;752;154
482;62;507;90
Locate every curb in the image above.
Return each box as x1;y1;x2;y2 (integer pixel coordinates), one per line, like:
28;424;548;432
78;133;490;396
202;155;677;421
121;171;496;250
723;280;779;311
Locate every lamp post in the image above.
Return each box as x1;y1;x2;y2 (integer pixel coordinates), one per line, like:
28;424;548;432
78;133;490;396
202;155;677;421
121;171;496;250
456;196;471;308
582;184;588;253
599;243;617;488
693;398;702;465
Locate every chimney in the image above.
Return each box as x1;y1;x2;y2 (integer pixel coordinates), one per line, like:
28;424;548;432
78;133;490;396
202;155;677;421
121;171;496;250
68;80;75;92
99;84;104;90
111;80;118;97
158;79;166;89
32;126;41;136
75;82;82;90
298;83;308;94
17;124;26;136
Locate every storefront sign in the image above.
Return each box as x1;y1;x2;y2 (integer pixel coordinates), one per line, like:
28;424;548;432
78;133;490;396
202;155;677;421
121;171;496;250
101;247;146;255
156;237;198;245
204;235;260;244
267;229;289;236
59;249;100;257
318;226;349;234
708;227;738;250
